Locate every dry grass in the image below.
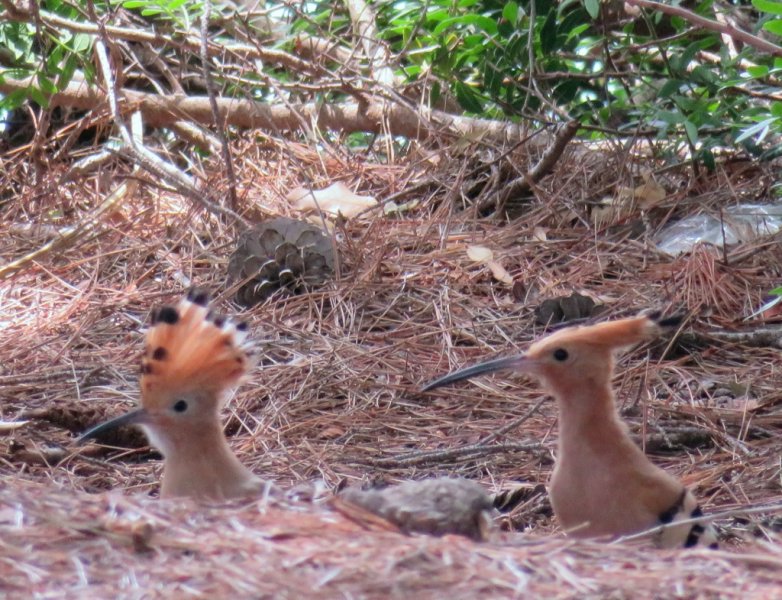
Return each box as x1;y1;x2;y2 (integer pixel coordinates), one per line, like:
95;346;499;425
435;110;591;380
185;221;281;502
2;134;782;598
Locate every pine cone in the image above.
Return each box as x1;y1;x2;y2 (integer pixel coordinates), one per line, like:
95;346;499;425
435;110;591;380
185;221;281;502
534;292;605;327
228;217;335;307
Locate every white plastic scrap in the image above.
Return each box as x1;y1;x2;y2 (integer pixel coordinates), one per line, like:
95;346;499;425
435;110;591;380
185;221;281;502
655;203;782;255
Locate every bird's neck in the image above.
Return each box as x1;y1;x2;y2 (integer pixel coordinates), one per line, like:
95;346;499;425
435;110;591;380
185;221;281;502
157;421;261;501
553;383;634;460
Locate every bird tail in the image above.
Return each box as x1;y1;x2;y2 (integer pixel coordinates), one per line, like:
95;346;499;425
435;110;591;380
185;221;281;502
140;288;252;408
658;488;719;549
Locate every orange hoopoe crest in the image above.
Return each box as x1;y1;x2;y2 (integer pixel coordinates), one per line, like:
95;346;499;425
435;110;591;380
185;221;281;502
140;289;252;411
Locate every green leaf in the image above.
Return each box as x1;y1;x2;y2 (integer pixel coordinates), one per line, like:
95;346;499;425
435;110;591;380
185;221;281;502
454;81;483;113
735;117;777;143
507;31;528;61
764;20;782;35
746;65;770;78
655;110;685;125
46;46;64;73
671;41;704;73
484;60;503;96
701;148;716;171
690;65;718;87
503;2;519;24
424;8;449;24
553;79;580;103
71;33;93;53
683;119;698;143
0;68;33;81
58;54;78;88
540;9;558;54
658;79;684;98
769;286;782;295
566;23;590;41
584;0;599;19
432;15;498;36
29;85;49;107
0;87;30;110
752;0;782;15
36;72;58;95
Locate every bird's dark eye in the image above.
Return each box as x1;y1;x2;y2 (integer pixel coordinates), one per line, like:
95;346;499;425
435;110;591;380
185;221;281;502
552;348;569;362
173;400;188;413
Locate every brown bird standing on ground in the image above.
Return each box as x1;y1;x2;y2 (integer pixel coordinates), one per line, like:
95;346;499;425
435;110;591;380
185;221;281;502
423;313;717;548
79;289;268;501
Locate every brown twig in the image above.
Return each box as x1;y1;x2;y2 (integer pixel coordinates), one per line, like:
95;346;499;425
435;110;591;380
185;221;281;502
91;22;248;227
480;397;547;444
500;119;580;201
344;0;395;88
624;0;782;58
2;4;322;77
353;442;545;468
200;0;238;209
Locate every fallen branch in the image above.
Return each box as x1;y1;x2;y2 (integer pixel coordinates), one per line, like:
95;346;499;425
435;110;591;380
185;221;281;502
640;427;713;453
0;75;556;147
678;327;782;349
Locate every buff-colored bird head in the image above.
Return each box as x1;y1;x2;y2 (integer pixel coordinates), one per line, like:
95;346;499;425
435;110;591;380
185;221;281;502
422;313;680;400
79;289;263;500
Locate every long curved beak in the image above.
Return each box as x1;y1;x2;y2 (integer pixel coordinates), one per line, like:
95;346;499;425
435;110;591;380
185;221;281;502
76;408;148;445
421;354;529;391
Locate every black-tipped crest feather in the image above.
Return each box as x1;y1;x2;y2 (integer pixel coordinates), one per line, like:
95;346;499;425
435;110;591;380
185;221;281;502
186;287;210;306
152;306;179;325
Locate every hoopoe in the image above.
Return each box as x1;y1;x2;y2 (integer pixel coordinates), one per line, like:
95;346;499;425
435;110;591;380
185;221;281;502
423;313;717;548
79;289;268;501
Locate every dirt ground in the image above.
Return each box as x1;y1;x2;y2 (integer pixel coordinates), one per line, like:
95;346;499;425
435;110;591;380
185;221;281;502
1;138;782;598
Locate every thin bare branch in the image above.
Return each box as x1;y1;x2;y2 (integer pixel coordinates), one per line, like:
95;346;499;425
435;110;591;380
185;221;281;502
625;0;782;57
200;0;238;209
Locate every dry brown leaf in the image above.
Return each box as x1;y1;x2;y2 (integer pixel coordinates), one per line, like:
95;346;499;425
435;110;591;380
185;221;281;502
466;245;493;262
634;181;667;209
383;199;420;215
0;420;29;433
288;182;377;218
532;227;548;242
592;180;663;227
466;245;512;285
487;260;513;285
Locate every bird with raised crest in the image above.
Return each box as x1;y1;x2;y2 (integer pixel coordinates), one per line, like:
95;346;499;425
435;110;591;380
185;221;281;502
423;313;717;548
78;288;269;502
